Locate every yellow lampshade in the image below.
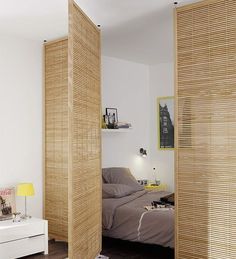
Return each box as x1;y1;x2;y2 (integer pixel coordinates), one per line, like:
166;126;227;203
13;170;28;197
17;183;35;196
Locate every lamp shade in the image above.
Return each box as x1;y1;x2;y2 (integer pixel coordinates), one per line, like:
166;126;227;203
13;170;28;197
17;183;35;196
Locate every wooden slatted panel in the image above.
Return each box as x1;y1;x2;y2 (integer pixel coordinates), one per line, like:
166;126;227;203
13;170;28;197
44;39;68;241
176;0;236;258
68;1;101;258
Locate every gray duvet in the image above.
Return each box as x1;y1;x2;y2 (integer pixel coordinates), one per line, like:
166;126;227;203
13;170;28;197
102;190;174;248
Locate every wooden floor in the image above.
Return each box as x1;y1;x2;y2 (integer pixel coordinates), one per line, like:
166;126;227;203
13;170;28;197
23;240;68;259
24;237;174;259
101;237;174;259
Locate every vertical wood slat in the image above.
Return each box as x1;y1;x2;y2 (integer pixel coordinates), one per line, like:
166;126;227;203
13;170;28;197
175;0;236;258
68;1;101;258
44;39;69;241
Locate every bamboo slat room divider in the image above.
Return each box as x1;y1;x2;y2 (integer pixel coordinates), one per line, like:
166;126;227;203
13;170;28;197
45;38;68;242
175;0;236;258
68;1;101;258
45;1;101;258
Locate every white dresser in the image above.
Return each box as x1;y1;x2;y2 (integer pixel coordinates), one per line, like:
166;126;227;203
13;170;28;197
0;218;48;259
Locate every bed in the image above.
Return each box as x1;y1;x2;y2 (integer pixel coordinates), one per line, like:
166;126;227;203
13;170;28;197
102;167;174;248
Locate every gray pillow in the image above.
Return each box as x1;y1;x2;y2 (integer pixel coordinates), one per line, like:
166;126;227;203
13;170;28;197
102;167;144;192
102;184;134;199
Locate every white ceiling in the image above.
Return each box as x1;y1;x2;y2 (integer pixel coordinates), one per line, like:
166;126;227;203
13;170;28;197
0;0;68;41
0;0;200;65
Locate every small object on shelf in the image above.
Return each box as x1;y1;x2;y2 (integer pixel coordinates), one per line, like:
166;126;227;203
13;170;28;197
103;114;109;125
152;168;160;186
105;107;118;129
150;180;161;186
107;122;116;129
102;107;132;130
102;115;108;129
102;128;132;133
102;108;132;129
117;122;132;129
106;108;118;123
137;179;148;186
13;212;21;222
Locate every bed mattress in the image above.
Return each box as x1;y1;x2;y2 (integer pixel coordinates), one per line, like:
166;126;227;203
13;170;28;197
102;190;174;248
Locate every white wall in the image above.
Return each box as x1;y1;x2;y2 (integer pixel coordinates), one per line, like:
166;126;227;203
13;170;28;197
0;36;43;218
102;56;151;180
102;57;175;190
102;6;175;190
149;62;175;191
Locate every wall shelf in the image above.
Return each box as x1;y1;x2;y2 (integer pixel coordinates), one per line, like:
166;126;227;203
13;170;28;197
102;128;132;133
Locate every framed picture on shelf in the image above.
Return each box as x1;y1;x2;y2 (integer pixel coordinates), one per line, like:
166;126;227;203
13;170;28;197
157;96;174;150
106;108;118;125
0;187;16;221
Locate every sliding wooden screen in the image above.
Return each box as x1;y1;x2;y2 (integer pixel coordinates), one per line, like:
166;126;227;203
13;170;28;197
45;1;101;258
45;39;69;241
175;0;236;258
68;1;101;258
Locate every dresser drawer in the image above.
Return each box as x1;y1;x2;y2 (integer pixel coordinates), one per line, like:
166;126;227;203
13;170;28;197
0;220;45;243
0;235;45;259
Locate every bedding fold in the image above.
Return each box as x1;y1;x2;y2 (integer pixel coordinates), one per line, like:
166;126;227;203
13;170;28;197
103;190;146;230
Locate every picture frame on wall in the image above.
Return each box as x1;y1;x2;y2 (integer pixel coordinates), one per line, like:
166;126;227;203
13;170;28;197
157;96;174;150
106;108;118;125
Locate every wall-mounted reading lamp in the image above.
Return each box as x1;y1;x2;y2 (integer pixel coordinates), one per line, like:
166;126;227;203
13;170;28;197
140;148;147;157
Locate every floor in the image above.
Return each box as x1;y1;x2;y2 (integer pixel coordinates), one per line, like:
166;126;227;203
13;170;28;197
23;240;67;259
24;237;174;259
101;237;174;259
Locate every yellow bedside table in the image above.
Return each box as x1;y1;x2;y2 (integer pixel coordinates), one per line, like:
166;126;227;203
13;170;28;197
144;183;167;191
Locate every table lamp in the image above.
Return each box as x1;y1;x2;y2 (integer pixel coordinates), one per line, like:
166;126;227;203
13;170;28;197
17;183;35;219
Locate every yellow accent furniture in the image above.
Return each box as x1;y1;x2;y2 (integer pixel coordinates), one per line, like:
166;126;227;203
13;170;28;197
144;184;167;191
